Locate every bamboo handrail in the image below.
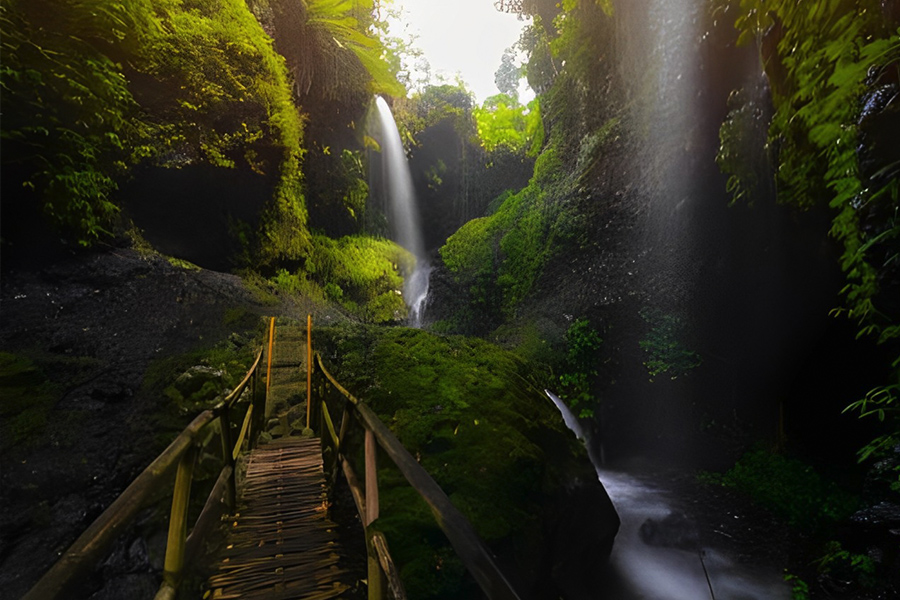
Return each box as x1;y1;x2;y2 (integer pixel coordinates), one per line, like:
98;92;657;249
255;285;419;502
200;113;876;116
23;410;215;600
28;316;521;600
311;347;523;600
25;333;269;600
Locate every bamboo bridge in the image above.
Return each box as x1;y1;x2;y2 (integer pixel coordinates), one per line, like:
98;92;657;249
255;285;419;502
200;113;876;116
23;317;522;600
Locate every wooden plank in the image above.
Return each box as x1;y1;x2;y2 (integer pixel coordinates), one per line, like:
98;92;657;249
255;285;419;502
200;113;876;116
364;430;379;527
354;403;522;600
372;531;406;600
341;456;366;521
265;317;275;410
232;404;253;461
184;465;233;563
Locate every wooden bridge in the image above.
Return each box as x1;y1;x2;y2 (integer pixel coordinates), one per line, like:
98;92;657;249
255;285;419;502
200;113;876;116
23;317;522;600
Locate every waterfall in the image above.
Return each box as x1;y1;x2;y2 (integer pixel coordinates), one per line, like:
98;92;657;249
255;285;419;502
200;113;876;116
372;96;430;327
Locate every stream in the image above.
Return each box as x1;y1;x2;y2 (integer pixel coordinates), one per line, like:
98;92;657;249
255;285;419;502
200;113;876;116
547;391;790;599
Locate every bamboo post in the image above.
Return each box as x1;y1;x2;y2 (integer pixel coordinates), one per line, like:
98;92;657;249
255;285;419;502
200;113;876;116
265;317;275;416
251;362;266;449
218;413;236;509
24;410;215;600
307;314;312;430
160;443;198;592
329;406;351;489
365;428;386;600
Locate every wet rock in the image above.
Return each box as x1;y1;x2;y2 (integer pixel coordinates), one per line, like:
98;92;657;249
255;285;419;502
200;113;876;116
51;494;91;528
89;381;134;404
87;573;157;600
173;365;223;399
639;511;700;551
546;477;620;600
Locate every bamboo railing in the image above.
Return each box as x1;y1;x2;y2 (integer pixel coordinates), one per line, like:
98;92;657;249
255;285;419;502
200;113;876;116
25;316;522;600
24;318;275;600
309;338;523;600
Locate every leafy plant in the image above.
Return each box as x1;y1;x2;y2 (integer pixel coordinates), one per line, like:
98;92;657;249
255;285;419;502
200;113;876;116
814;540;878;588
784;572;810;600
558;318;603;418
1;0;310;255
638;308;702;380
718;0;900;465
703;448;858;532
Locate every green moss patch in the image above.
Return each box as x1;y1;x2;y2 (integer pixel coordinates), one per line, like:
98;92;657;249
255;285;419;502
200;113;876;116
316;324;592;598
0;353;61;449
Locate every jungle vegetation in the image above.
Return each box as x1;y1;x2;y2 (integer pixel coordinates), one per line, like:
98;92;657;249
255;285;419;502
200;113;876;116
3;0;900;597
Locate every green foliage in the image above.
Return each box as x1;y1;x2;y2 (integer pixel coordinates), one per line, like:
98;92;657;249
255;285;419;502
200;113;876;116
271;235;413;322
393;83;475;143
702;448;858;532
473;94;542;156
814;540;878;588
558;318;603;418
440;134;594;327
1;0;310;253
784;573;810;600
317;324;586;599
638;308;702;380
844;374;900;492
296;0;404;99
716;86;770;205
721;1;899;335
0;0;138;242
721;0;900;485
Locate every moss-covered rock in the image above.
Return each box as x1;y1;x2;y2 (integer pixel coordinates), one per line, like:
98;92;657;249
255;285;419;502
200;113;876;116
315;324;619;599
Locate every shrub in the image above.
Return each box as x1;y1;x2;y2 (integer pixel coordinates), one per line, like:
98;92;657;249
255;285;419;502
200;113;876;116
703;448;858;532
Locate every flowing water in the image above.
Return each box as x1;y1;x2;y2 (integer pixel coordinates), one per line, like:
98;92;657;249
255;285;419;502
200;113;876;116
547;391;790;599
372;96;430;327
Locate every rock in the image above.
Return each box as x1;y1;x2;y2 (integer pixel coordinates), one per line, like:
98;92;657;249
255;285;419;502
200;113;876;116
87;573;157;600
639;511;700;550
547;478;620;600
173;365;223;398
89;381;134;404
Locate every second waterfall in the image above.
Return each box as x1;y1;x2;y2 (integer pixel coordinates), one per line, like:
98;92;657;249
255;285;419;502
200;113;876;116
371;96;430;327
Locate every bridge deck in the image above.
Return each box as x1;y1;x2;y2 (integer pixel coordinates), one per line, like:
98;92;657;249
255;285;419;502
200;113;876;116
207;436;348;599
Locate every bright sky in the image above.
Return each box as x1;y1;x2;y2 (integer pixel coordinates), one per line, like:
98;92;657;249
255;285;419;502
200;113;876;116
386;0;534;104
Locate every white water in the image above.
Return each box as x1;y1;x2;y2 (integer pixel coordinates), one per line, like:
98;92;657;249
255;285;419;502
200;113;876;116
546;390;790;599
372;96;431;327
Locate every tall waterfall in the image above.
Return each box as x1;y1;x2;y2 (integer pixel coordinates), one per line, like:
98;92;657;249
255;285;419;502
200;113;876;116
372;96;431;327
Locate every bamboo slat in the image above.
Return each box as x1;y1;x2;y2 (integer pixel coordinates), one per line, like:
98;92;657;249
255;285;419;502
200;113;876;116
206;437;349;600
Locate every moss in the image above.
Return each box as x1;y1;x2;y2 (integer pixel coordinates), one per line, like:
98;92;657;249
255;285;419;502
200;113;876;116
269;234;412;322
166;256;201;271
316;324;589;599
142;333;259;417
0;352;101;449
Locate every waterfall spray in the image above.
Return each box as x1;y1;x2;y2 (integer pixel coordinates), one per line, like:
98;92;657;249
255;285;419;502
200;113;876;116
372;96;430;327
